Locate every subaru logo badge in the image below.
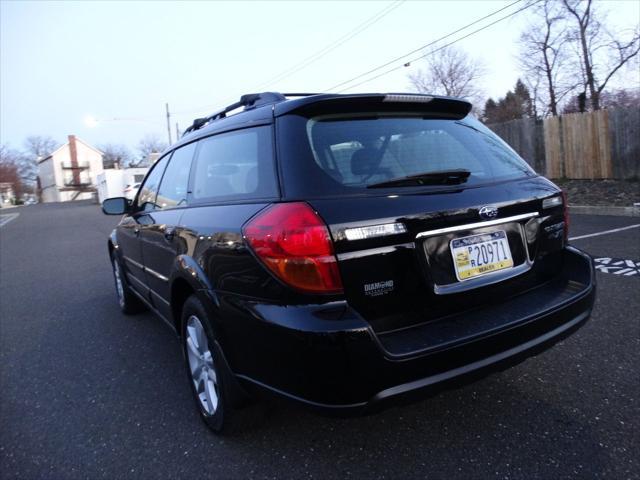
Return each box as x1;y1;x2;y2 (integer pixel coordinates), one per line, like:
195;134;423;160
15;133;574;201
479;205;499;220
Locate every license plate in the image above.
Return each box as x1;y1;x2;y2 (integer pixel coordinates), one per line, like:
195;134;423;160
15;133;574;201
450;230;514;281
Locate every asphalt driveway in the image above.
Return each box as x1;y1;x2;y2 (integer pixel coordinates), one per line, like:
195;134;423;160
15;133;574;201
1;203;638;479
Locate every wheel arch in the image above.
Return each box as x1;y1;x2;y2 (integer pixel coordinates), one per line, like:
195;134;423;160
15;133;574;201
108;229;119;260
170;277;195;334
169;255;219;335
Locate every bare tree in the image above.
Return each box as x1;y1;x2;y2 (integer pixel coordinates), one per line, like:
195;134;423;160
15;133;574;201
134;134;167;167
100;143;133;169
600;88;640;110
407;45;485;106
562;0;640;111
24;135;59;159
518;0;577;116
0;145;26;200
22;135;60;183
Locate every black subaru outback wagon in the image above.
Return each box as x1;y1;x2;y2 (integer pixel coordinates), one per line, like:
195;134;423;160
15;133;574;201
102;92;595;432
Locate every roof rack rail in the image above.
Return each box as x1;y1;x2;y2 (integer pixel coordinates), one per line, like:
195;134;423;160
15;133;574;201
183;91;314;137
281;93;320;97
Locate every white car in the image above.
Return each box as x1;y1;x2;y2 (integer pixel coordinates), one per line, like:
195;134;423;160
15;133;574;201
123;182;141;201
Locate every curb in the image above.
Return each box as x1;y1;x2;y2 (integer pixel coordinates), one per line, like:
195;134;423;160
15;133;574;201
569;204;640;217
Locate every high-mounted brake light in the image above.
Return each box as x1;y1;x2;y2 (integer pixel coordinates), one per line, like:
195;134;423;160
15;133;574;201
383;94;433;103
242;202;343;294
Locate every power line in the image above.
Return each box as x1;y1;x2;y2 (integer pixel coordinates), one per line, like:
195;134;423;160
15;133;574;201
252;0;405;91
325;0;525;92
335;1;539;93
113;1;534;125
173;0;404;116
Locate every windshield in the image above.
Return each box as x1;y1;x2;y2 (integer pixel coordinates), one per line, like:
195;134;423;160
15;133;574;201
276;113;535;198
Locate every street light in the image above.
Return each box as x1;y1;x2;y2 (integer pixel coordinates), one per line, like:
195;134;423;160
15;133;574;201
83;103;173;144
84;115;99;128
84;115;159;127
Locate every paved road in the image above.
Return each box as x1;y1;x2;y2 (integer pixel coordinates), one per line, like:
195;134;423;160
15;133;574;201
1;203;638;479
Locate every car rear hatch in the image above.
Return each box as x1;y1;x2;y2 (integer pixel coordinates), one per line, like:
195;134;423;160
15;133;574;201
275;94;568;333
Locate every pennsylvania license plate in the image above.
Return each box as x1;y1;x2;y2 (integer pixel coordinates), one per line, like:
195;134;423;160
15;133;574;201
450;230;514;281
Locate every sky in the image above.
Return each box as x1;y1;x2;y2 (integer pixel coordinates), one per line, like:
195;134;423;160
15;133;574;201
1;0;639;154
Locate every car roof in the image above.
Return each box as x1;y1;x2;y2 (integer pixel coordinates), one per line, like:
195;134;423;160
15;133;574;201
173;103;273;151
170;92;472;153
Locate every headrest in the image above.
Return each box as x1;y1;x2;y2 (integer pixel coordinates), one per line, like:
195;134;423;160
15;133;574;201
245;167;258;192
207;164;239;176
351;148;381;176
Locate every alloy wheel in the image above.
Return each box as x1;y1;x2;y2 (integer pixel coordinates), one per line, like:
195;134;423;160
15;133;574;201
112;260;125;308
185;315;219;415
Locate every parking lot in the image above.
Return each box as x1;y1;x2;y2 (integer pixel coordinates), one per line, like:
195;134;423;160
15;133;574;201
1;202;638;479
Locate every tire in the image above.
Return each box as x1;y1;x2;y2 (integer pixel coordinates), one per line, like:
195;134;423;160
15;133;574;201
110;253;146;314
181;295;240;433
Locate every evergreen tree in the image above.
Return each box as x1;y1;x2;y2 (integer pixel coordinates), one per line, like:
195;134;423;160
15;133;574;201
483;79;534;124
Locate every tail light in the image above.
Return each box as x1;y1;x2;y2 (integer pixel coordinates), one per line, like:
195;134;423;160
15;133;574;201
242;202;343;294
561;190;569;243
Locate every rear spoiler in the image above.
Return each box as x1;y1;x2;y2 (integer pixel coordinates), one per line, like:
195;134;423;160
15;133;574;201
273;93;472;119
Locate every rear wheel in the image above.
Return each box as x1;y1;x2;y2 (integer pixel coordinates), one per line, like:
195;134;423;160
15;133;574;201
110;253;146;314
181;295;238;433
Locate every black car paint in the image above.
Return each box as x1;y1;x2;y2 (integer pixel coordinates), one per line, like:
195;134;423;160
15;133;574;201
107;94;595;413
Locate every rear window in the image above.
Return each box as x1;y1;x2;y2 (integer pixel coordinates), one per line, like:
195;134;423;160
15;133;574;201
277;114;534;198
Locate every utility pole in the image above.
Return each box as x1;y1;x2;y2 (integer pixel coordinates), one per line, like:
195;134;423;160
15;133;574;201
165;103;172;145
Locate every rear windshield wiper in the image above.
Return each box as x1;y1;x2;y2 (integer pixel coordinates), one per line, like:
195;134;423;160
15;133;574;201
366;169;471;188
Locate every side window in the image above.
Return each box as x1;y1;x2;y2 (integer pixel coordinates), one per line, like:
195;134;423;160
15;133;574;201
136;155;170;211
191;126;277;202
156;142;196;209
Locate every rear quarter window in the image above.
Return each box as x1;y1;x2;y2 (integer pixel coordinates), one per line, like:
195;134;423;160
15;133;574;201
190;126;278;203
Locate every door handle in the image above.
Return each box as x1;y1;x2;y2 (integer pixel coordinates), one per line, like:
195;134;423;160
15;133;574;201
163;226;176;241
134;227;140;236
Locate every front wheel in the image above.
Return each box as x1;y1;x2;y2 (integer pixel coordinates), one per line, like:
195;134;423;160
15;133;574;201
110;254;146;314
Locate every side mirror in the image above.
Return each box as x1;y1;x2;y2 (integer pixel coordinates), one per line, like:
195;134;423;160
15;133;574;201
102;197;130;215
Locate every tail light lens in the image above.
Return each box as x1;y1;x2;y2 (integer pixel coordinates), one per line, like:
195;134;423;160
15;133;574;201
561;190;569;243
242;202;343;294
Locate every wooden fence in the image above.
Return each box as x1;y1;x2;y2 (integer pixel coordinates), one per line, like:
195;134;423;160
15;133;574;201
490;117;546;174
489;107;640;179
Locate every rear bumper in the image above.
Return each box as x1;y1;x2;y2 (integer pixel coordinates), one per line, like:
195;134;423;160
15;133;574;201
219;246;595;414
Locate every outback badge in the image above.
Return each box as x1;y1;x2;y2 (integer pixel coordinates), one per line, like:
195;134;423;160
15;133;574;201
479;205;499;220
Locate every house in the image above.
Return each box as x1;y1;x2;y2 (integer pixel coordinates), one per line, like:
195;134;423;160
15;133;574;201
37;135;104;203
0;182;15;205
